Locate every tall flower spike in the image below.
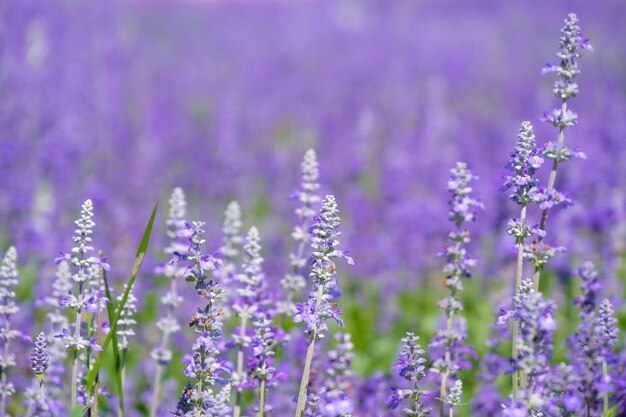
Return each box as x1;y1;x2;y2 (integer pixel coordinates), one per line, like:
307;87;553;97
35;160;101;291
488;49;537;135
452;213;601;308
387;332;431;417
568;263;605;417
232;227;267;417
220;200;244;268
598;299;618;417
500;279;557;415
431;162;481;414
170;221;226;416
31;332;49;378
502;122;544;400
319;332;355;417
294;195;352;417
151;188;188;417
596;299;618;358
116;285;137;351
533;14;591;288
56;199;103;407
0;247;20;413
280;149;322;315
249;311;281;417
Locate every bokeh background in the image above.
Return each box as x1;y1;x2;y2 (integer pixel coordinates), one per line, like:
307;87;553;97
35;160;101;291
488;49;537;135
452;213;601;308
1;0;625;414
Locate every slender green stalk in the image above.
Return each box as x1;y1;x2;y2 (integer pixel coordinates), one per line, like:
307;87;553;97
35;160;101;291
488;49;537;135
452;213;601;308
533;100;567;290
258;376;266;417
233;315;249;417
294;285;324;417
439;311;454;417
602;359;609;417
512;205;527;400
70;282;85;408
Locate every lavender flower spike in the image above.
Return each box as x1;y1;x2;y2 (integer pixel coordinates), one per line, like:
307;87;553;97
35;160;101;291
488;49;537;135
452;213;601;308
502;122;543;399
57;199;101;407
30;332;51;417
233;226;266;417
0;247;20;415
431;162;482;414
319;332;355;417
31;332;49;378
294;195;352;417
387;332;431;417
170;221;227;416
597;299;618;416
500;279;557;415
447;380;462;417
534;13;591;288
280;149;321;315
150;187;187;417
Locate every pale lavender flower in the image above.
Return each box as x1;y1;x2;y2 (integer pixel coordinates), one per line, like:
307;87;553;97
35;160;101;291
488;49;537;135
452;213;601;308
170;221;227;415
387;332;431;417
0;247;21;407
31;332;49;377
501;122;544;208
281;149;322;315
319;333;354;417
499;279;556;415
294;195;353;339
430;162;481;412
116;284;137;351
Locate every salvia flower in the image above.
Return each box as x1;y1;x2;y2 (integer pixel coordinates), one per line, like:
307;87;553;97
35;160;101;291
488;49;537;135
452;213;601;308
500;279;556;414
152;188;188;368
220;200;244;272
319;332;355;417
447;379;462;409
0;247;20;407
116;285;137;351
431;162;481;411
170;220;227;415
232;226;266;391
281;149;322;315
596;299;618;359
501;122;544;207
31;332;49;377
387;332;431;417
294;195;353;340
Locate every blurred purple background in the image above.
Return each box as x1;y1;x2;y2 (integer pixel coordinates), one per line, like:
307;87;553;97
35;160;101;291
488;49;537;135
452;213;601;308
2;0;625;295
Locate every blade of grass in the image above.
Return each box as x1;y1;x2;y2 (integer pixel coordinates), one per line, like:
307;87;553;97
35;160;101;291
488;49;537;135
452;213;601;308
85;203;158;393
102;261;124;413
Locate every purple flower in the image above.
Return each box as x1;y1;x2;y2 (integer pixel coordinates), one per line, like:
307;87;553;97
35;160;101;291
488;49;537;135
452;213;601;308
387;332;431;416
294;195;351;340
31;332;49;376
501;122;544;207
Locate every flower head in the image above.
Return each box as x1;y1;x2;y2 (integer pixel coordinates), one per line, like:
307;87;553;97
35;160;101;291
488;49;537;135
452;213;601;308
31;332;49;377
501;122;543;206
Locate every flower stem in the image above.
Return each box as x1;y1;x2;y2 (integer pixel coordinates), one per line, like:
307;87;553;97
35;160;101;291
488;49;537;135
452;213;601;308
512;205;527;400
258;376;266;417
294;284;324;417
534;100;567;290
602;359;609;417
233;315;249;417
71;282;84;408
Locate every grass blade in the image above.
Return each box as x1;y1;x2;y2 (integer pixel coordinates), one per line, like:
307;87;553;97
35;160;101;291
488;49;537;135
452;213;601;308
85;203;158;393
102;264;124;413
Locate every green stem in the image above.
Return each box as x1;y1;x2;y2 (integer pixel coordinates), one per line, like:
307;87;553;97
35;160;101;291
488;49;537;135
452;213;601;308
602;360;609;417
71;282;85;408
294;284;324;417
512;205;527;401
258;376;266;417
233;315;249;417
534;99;567;290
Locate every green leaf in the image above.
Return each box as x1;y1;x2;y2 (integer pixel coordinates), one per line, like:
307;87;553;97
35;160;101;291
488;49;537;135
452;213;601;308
102;263;124;412
85;203;158;394
69;405;86;417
